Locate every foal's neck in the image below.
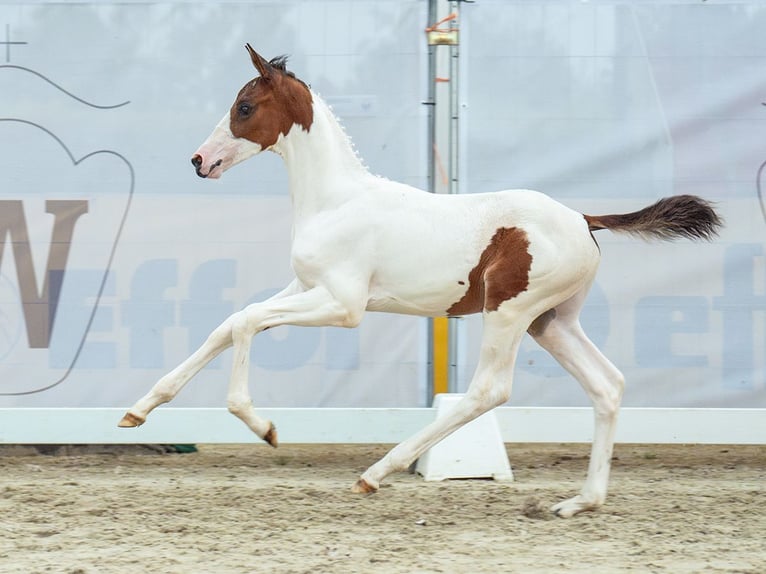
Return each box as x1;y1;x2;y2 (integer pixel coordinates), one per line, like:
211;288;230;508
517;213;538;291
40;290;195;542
273;94;372;220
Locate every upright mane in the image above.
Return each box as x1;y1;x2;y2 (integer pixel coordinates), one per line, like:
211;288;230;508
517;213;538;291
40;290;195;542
267;55;310;90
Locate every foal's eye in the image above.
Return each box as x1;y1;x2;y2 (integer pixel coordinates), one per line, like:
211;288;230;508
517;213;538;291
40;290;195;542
237;102;253;116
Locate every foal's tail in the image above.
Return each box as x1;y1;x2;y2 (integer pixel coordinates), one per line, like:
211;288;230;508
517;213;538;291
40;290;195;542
584;195;722;241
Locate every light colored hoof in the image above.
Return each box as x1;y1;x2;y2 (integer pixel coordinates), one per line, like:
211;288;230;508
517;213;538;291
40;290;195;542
117;412;145;428
351;478;378;494
551;494;602;518
263;422;278;448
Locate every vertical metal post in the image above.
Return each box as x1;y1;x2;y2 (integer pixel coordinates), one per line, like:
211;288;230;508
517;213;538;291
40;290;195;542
447;0;460;394
426;0;460;401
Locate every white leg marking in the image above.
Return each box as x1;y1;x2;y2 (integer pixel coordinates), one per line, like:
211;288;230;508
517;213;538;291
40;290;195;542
354;313;526;492
119;280;303;426
223;284;362;442
530;290;625;518
227;313;274;442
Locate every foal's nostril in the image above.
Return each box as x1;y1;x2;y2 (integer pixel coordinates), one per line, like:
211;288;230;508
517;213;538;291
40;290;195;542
191;154;203;168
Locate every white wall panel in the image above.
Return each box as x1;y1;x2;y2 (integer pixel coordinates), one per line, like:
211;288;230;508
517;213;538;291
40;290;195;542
0;1;763;426
459;1;766;408
0;1;428;408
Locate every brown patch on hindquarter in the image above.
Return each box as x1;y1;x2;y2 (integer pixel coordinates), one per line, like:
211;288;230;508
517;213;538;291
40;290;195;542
447;227;533;315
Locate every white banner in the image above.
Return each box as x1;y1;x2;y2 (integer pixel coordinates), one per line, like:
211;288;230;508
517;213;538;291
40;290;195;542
459;1;766;408
0;1;763;412
0;1;428;408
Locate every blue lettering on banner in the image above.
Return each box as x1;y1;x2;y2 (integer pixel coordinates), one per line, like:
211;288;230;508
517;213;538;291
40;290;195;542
713;244;766;390
635;296;708;368
121;259;178;368
50;269;116;368
36;243;762;384
180;259;236;370
83;261;361;372
248;288;321;371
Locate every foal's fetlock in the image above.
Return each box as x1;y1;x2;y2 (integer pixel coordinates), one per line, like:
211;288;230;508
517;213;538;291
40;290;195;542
351;477;378;494
551;493;604;518
263;421;278;448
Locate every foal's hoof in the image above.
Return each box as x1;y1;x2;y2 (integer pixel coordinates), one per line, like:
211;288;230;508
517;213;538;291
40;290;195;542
117;412;145;428
551;494;602;518
351;478;378;494
263;422;278;448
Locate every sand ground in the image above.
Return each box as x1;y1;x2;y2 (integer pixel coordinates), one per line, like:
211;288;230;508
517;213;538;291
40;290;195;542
0;443;763;573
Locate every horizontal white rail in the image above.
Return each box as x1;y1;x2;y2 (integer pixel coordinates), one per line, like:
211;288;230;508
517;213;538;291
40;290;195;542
0;407;762;445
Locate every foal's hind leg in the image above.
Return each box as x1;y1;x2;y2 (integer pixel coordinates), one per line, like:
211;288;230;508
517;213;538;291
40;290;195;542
353;312;528;493
530;287;625;517
118;280;303;428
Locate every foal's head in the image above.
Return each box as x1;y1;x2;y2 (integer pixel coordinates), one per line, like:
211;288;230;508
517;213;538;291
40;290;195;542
191;44;313;179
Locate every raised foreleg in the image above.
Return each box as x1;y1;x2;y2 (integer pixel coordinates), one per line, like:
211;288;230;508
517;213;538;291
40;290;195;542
118;279;310;429
529;288;625;517
221;284;364;443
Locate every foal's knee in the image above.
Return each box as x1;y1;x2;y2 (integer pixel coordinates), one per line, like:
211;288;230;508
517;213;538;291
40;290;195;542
230;310;253;340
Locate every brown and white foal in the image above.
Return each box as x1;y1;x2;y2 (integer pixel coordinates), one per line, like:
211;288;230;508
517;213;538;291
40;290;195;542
119;45;722;517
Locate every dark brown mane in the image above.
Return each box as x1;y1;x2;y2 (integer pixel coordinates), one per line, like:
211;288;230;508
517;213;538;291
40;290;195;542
268;55;309;89
268;55;290;72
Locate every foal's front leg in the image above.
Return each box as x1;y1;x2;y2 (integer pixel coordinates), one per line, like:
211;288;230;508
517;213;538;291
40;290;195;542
118;280;359;437
221;285;363;444
226;312;277;445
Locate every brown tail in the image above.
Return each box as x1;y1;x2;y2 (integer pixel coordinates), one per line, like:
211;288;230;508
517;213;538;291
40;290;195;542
584;195;723;241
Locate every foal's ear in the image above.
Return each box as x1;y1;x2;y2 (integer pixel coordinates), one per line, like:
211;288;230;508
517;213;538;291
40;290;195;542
245;43;272;79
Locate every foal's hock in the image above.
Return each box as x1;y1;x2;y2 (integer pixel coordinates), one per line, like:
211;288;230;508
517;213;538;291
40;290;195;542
119;45;722;518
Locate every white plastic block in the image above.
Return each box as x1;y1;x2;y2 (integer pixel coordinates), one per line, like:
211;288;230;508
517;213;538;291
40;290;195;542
415;393;513;482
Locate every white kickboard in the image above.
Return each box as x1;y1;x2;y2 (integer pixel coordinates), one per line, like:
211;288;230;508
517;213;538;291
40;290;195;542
415;393;513;482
